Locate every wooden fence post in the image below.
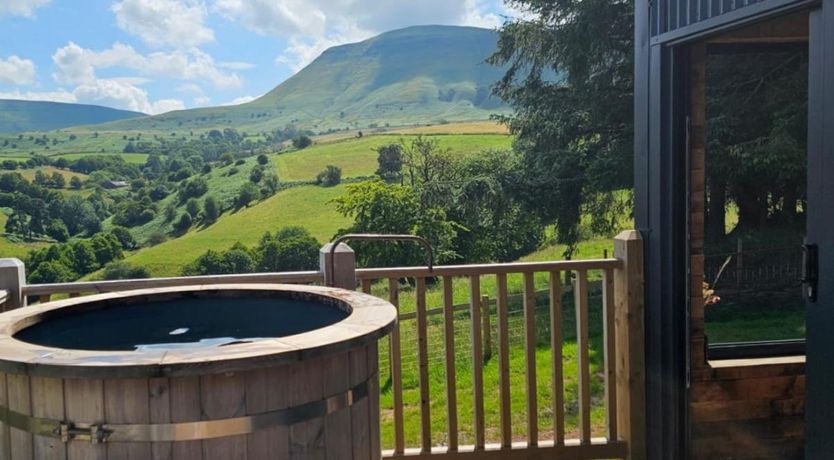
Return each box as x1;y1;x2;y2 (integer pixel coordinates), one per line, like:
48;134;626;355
0;258;26;311
613;231;646;460
320;243;356;290
481;295;491;359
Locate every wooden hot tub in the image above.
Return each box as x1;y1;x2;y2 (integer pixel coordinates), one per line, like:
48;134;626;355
0;284;397;460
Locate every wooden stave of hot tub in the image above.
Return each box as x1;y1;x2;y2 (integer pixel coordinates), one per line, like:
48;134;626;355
0;284;396;460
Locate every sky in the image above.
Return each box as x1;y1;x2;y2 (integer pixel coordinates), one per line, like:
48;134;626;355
0;0;525;115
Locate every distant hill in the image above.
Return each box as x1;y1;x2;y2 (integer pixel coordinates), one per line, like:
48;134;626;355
0;99;145;133
99;25;510;134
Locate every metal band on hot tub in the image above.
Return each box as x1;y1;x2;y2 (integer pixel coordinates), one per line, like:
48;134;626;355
0;374;374;444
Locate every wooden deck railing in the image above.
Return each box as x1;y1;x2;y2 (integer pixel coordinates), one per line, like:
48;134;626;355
0;230;645;460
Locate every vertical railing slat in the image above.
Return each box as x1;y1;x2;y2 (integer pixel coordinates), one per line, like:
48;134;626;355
388;278;405;454
603;268;618;441
549;271;565;445
496;273;512;449
361;279;372;294
523;272;538;447
575;270;591;444
470;275;485;450
442;276;458;451
481;295;491;359
416;277;431;453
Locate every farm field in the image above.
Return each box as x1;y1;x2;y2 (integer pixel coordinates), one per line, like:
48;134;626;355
120;185;352;276
16;166;88;182
275;133;513;182
391;120;509;135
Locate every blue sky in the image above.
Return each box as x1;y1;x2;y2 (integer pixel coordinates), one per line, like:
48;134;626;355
0;0;523;114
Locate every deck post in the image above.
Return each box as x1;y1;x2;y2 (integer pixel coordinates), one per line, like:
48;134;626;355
613;231;646;460
0;258;26;311
320;243;356;290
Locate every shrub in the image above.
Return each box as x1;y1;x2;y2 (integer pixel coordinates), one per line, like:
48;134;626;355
28;261;76;284
203;196;220;223
292;135;312;149
146;232;167;246
250;166;263;184
236;182;260;208
46;221;70;243
101;262;151;280
185;198;201;219
316;165;342;187
174;213;193;233
257;154;269;165
178;178;208;201
110;226;137;250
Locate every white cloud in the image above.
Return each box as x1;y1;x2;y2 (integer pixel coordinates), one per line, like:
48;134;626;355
0;55;36;85
462;0;502;28
150;98;185;114
213;0;326;37
193;96;211;105
52;42;242;89
0;0;51;17
214;0;507;71
0;89;75;103
112;0;214;48
222;95;255;106
219;61;255;70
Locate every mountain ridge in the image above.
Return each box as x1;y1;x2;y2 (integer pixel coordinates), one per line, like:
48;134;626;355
95;25;509;134
0;99;146;134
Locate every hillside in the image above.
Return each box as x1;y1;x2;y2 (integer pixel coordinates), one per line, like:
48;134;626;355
0;100;145;134
118;131;514;276
96;26;509;134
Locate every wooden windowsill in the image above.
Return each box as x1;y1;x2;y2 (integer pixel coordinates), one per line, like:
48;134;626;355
708;355;805;369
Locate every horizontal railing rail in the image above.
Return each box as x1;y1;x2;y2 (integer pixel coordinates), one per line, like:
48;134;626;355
21;271;323;300
355;259;622;280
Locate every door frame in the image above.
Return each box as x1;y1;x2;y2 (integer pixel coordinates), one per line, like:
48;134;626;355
804;3;834;458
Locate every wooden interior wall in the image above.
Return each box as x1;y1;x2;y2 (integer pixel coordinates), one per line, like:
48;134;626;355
687;37;806;460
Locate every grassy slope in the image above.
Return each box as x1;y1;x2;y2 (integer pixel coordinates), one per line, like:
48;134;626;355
122;132;514;275
121;185;351;276
276;134;513;181
124;156;267;245
0;130;141;159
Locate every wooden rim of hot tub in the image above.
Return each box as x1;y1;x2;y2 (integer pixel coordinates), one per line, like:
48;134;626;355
0;284;397;379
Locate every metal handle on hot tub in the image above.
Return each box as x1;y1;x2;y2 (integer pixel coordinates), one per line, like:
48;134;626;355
326;234;435;287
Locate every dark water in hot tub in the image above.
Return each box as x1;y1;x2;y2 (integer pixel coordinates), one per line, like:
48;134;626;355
14;297;349;351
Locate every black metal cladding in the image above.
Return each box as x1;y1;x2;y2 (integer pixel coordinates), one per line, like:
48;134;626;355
651;0;767;35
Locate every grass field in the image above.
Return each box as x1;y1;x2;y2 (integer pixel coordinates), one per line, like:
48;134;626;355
121;185;352;276
275;133;513;182
391;121;509;135
376;284;609;448
16;167;88;182
0;212;49;259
